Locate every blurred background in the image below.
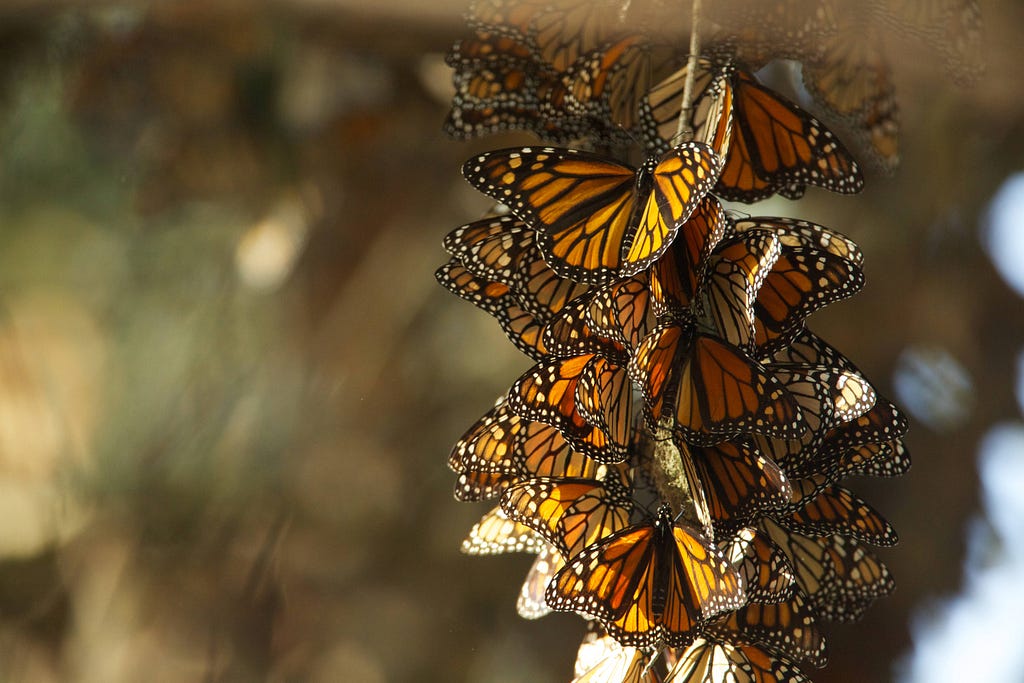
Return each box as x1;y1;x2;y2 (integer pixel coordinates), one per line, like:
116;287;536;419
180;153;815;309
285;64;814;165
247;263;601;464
0;1;1021;681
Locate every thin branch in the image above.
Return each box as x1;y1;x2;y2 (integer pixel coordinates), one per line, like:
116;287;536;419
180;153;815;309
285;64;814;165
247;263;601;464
674;0;704;144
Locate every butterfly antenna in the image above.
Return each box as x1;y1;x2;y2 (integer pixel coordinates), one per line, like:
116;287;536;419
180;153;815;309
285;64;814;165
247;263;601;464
674;0;705;143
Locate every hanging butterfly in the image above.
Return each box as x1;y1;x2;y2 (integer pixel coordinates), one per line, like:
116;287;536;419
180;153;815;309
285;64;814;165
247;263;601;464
771;365;876;436
747;246;865;353
443;216;595;320
547;504;746;648
647;196;731;321
663;636;811;683
867;0;984;85
444;25;583;142
776;476;898;547
434;259;548;359
690;439;793;533
442;214;538;286
463;142;723;284
542;274;658;364
541;293;630;360
642;63;863;203
692;230;782;351
445;101;585;143
823;439;911;481
501;475;634;560
630;323;805;445
767;327;863;371
510;353;635;463
467;0;637;73
732;217;864;267
703;0;838;69
820;392;909;451
449;399;601;501
800;14;901;173
721;526;796;604
572;628;659;683
518;543;564;619
705;591;828;669
461;505;547;555
781;394;910;480
638;57;734;159
761;518;895;622
562;35;683;133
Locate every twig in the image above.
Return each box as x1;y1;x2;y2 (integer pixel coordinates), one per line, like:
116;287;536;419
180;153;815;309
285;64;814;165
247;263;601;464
674;0;704;143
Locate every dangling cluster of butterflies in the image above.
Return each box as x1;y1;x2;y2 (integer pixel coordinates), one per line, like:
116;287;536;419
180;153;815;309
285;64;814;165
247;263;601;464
446;0;981;175
433;1;952;681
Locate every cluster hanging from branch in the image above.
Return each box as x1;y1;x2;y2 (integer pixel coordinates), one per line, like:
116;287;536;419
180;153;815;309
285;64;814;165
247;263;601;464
437;0;979;680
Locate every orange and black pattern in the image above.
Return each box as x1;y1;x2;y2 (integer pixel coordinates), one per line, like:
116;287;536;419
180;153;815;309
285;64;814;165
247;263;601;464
435;1;935;680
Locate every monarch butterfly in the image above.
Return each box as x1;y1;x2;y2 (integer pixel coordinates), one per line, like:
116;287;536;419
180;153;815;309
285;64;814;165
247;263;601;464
703;0;838;69
630;324;805;445
642;63;863;203
647;196;731;321
820;394;909;451
692;230;782;350
501;476;633;559
465;0;536;41
732;217;864;267
750;247;865;353
447;30;534;64
779;365;876;433
706;591;828;669
800;12;901;174
513;244;596;320
444;26;584;142
722;526;795;604
452;2;677;145
786;396;910;480
823;439;911;481
510;353;634;463
445;101;585;143
660;219;861;355
690;439;793;533
444;216;595;320
462;142;723;284
543;275;656;361
563;35;682;133
443;214;537;285
434;259;549;359
461;505;547;555
451;60;554;108
731;222;871;353
582;275;658;352
468;0;635;72
577;355;638;450
449;400;601;500
518;543;564;619
541;294;630;360
663;637;811;683
435;258;511;313
638;57;735;159
779;476;898;547
868;0;984;86
547;504;746;648
766;327;871;379
573;630;658;683
761;518;896;622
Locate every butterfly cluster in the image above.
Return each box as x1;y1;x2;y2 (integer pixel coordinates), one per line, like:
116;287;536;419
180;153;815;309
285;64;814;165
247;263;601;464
438;1;921;681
